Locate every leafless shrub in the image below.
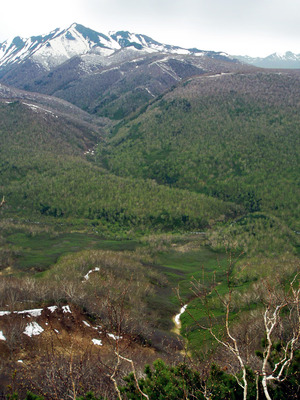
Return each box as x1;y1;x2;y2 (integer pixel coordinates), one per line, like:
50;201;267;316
178;271;300;400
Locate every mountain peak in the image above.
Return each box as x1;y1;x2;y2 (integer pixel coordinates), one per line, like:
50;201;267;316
0;23;235;73
235;50;300;69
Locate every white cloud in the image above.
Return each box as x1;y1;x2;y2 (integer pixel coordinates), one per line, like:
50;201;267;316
0;0;300;56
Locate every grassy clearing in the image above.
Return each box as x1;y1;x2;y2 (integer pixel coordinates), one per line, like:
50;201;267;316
2;225;297;356
4;231;140;273
155;246;227;302
147;240;272;353
143;242;229;332
178;250;300;354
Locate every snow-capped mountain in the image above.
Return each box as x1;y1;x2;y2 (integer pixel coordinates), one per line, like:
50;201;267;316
0;24;118;71
235;51;300;69
0;23;245;120
0;23;231;72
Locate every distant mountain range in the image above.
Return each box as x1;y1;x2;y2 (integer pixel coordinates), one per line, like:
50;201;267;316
1;23;298;74
235;51;300;69
0;23;297;123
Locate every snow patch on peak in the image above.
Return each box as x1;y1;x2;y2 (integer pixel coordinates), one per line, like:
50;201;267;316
272;51;295;59
31;28;93;69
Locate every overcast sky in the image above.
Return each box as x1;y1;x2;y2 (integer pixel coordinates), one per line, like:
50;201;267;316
0;0;299;57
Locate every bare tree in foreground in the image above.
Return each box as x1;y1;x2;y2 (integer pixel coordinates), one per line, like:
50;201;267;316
260;274;300;400
103;285;150;400
178;271;300;400
0;196;5;208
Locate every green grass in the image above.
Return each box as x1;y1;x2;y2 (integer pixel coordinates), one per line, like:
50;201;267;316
155;247;227;303
146;244;260;352
144;245;229;332
5;231;140;273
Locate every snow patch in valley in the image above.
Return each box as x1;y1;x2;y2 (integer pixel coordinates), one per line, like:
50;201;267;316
18;308;43;317
92;338;102;346
0;305;60;318
84;149;95;156
62;305;72;313
174;304;188;327
0;311;11;316
22;102;57;117
145;87;155;97
154;61;181;81
204;72;233;79
47;306;58;313
93;325;102;331
107;333;122;340
23;322;44;337
0;331;6;341
84;267;100;280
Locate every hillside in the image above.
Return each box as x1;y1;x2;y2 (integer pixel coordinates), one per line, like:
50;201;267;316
0;98;239;235
20;52;245;120
97;70;300;231
0;81;110;129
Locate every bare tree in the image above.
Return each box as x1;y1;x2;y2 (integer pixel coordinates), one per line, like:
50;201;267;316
177;270;300;400
110;350;150;400
96;284;151;400
4;314;26;360
260;274;300;400
0;196;5;208
181;278;249;400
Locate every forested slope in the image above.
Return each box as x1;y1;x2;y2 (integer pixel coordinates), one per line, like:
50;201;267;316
98;71;300;230
0;100;239;233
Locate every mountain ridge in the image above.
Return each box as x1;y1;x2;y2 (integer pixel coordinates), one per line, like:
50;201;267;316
236;51;300;69
2;23;298;72
0;23;246;120
0;23;234;72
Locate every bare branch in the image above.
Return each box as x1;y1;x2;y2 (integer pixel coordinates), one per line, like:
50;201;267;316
0;196;5;208
118;353;150;400
261;275;300;400
110;352;123;400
